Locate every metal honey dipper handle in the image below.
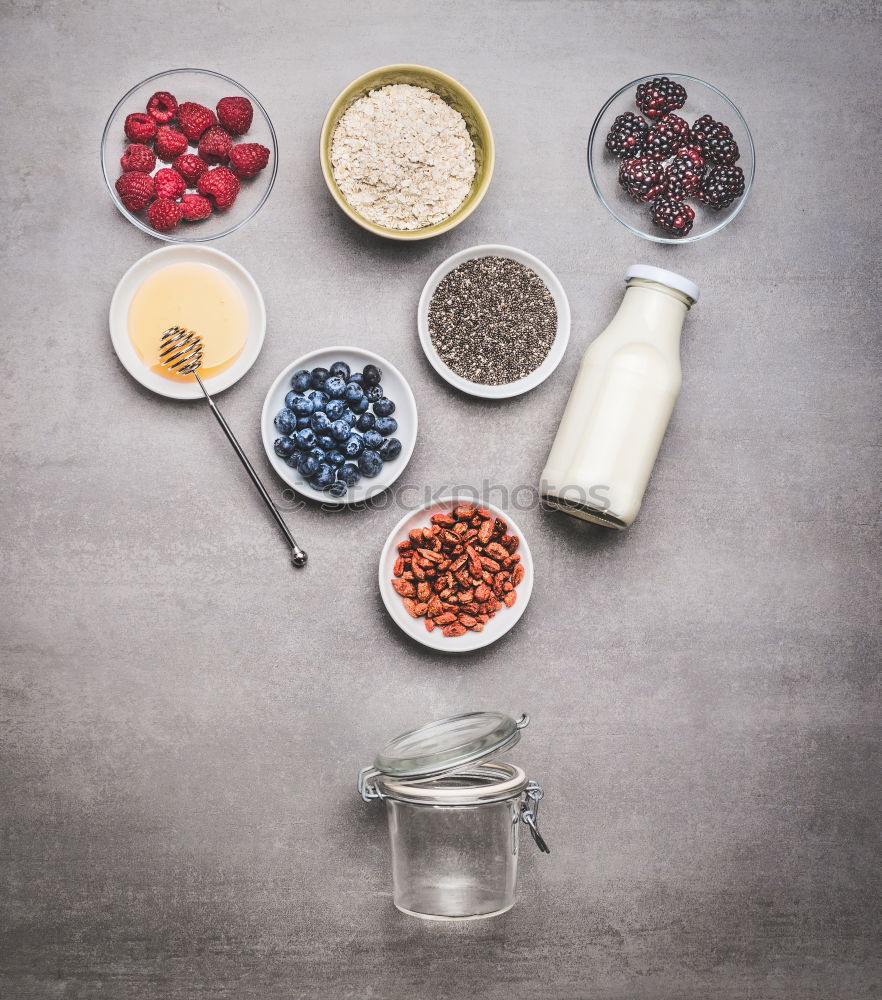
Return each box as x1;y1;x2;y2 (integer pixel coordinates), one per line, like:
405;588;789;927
159;327;308;569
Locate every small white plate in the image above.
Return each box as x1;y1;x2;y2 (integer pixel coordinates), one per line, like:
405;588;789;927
379;496;533;652
109;245;266;399
261;347;418;506
417;244;571;399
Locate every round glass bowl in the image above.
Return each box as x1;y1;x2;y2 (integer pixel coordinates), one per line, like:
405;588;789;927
101;68;278;243
320;64;494;241
587;74;754;244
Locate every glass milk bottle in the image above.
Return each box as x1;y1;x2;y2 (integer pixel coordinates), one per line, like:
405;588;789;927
541;265;699;528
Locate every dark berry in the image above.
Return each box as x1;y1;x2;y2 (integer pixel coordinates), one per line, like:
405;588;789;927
298;453;319;478
274;436;297;458
349;394;370;415
329;361;350;381
365;384;383;403
343;382;364;405
311;463;336;491
363;429;383;451
650;197;696;238
339;463;361;487
310;411;331;434
374;416;398;437
330;419;351;442
372;396;395;417
362;364;382;386
664;147;705;199
697;165;745;210
348;372;365;386
311;367;330;388
692;115;739;166
358;450;383;477
328;480;347;498
290;369;312;392
295;428;317;449
378;437;402;461
324;375;347;398
605;112;649;158
635;77;687;119
344;434;365;458
643;114;691;160
618;156;665;203
274;409;296;434
324;399;346;420
356;412;375;431
326;450;345;467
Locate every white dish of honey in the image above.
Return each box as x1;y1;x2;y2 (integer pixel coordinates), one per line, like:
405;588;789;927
109;245;266;399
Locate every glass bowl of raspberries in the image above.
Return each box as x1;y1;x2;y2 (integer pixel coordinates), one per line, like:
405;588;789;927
102;68;278;242
587;74;754;243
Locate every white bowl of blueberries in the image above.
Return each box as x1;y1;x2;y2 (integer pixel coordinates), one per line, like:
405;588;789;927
260;347;417;505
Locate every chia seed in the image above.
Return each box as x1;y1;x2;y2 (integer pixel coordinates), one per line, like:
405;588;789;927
428;256;558;385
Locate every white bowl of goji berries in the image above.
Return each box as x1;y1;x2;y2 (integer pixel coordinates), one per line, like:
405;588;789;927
379;496;533;652
101;68;278;242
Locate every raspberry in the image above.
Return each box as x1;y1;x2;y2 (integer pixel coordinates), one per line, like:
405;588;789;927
173;153;208;186
115;172;155;212
180;193;213;221
177;101;216;141
154;167;186;200
147;197;183;232
197;165;240;210
198;125;233;164
124;112;156;142
154;125;188;162
147;91;177;123
120;143;156;174
229;142;270;179
216;96;253;135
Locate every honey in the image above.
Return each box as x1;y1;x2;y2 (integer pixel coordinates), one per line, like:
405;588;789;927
128;262;248;381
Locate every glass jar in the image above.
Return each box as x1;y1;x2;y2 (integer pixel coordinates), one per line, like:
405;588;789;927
358;712;549;921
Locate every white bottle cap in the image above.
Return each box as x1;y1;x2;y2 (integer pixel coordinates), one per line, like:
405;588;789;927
625;265;700;304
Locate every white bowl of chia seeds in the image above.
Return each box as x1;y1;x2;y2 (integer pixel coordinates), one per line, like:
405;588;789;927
417;244;571;399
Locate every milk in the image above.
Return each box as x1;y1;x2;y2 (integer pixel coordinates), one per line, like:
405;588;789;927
541;265;699;529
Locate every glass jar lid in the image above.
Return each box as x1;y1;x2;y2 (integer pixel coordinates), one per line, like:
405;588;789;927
374;711;529;780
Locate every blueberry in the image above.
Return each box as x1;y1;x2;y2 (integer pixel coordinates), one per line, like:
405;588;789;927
356;412;376;432
298;453;319;478
311;463;336;491
309;446;326;462
284;453;301;469
341;409;358;427
290;369;312;393
295;428;317;449
363;364;382;386
290;394;314;416
358;449;383;477
374;416;398;437
343;382;364;405
343;433;364;458
330;419;351;442
274;436;297;458
284;390;298;410
318;434;335;450
379;437;402;460
325;375;347;399
349;394;370;415
274;409;296;434
339;463;361;487
373;396;396;417
328;480;348;498
330;361;351;381
311;367;330;388
308;388;328;405
366;384;383;403
296;415;311;430
325;399;346;420
348;372;365;386
363;429;383;450
311;411;331;434
326;449;345;467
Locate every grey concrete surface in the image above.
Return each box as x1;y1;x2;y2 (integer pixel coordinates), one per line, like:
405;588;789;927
1;1;880;998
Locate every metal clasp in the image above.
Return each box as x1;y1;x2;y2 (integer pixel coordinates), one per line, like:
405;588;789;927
521;780;550;854
357;766;383;802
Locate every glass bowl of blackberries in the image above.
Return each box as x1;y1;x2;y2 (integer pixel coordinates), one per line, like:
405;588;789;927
588;74;754;243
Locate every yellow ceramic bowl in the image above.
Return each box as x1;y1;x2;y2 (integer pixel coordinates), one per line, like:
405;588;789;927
320;64;494;241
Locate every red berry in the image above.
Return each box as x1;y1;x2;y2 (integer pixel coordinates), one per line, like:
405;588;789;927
154;125;188;162
197;165;240;210
173;153;209;186
229;142;270;179
120;143;156;173
177;101;216;141
115;171;155;212
147;91;177;123
124;112;156;142
216;96;253;136
198;125;233;164
154;167;186;200
180;193;213;221
147;197;183;232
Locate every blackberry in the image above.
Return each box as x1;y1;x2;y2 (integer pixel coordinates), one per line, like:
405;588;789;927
618;156;665;203
650;197;696;238
697;165;745;210
643;113;691;160
663;145;706;198
691;114;740;166
605;112;649;158
635;77;687;119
